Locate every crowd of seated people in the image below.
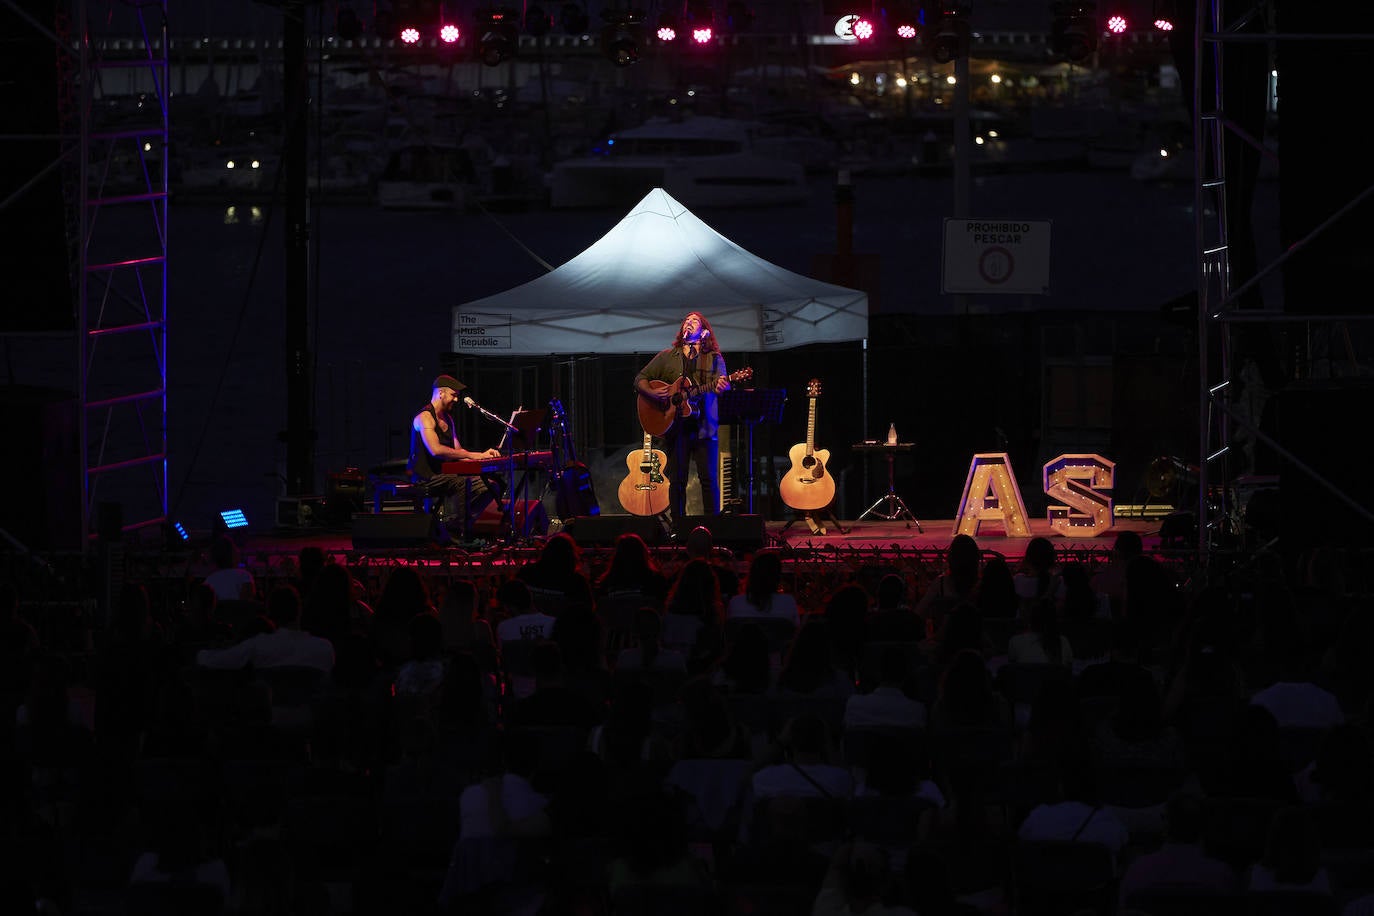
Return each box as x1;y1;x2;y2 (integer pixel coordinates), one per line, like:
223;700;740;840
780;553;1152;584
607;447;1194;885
2;527;1373;916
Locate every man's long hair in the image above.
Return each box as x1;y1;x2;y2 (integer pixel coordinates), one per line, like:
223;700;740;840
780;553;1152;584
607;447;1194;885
673;311;720;354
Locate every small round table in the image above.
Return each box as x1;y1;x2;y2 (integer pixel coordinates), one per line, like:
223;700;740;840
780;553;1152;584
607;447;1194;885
852;442;922;530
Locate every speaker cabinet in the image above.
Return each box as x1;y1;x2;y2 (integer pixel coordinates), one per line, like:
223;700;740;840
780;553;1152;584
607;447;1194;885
350;512;433;548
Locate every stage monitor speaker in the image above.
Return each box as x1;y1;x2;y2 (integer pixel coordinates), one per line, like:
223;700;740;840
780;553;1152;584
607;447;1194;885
677;514;766;554
565;514;664;547
350;512;433;548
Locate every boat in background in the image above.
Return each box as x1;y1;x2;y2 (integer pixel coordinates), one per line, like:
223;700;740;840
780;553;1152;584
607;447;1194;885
548;115;809;210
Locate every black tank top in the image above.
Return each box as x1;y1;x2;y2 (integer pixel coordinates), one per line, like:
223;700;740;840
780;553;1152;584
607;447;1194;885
408;404;452;480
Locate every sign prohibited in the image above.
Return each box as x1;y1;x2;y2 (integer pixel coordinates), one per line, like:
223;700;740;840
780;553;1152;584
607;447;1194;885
942;218;1052;295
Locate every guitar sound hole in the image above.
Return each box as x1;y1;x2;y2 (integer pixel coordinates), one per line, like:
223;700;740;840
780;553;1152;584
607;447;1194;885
801;456;816;469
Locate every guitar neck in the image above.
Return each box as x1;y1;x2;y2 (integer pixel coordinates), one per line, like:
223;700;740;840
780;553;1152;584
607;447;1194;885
805;396;817;457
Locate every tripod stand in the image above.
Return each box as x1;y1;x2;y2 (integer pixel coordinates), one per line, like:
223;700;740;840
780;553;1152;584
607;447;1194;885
854;442;922;531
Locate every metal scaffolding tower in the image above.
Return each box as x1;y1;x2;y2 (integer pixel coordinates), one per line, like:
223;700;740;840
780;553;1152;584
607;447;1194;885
78;0;170;544
1192;0;1374;562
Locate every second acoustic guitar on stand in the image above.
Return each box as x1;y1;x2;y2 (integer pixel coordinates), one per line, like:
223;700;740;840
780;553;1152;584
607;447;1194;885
779;378;835;512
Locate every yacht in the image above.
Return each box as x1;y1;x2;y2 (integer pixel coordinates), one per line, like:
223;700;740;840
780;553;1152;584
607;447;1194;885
548;115;810;210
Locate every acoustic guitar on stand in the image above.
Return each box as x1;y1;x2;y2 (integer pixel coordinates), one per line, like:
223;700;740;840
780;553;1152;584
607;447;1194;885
779;378;836;512
638;367;753;437
617;432;671;517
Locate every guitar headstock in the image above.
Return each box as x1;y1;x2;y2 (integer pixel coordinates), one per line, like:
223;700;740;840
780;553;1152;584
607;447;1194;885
731;367;754;384
806;378;822;398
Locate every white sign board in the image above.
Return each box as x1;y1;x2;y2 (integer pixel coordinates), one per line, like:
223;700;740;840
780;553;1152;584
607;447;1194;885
453;312;512;350
942;218;1052;295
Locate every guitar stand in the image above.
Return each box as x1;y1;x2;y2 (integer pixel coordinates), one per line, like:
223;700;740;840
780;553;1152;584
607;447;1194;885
780;508;848;537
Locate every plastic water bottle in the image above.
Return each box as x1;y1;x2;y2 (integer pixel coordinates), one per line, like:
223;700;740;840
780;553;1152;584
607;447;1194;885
887;423;897;446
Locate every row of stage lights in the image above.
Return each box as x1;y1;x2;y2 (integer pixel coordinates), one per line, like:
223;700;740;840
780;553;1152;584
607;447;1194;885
336;1;1183;68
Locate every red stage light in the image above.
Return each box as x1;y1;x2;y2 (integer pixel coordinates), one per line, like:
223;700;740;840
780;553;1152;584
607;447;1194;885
1153;17;1173;30
657;25;676;41
853;17;874;39
692;25;712;42
400;26;421;43
896;23;917;39
1106;13;1128;32
439;23;460;42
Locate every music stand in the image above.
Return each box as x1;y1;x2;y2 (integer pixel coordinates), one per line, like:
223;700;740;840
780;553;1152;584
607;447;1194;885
719;388;787;515
853;441;922;531
497;408;547;542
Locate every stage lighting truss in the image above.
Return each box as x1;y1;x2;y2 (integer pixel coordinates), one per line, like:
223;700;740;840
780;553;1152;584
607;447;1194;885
1050;0;1098;62
601;7;646;65
475;7;521;64
928;0;971;63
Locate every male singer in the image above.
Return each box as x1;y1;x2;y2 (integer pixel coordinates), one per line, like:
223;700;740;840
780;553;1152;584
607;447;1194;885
409;375;502;540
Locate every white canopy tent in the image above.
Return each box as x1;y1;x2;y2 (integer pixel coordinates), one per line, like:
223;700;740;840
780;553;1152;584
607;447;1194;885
452;188;868;355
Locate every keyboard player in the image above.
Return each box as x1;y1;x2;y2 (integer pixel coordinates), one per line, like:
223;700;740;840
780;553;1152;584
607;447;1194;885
409;375;502;541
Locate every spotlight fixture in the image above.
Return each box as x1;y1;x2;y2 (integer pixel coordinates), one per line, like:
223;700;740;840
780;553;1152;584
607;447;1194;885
601;7;645;66
1050;0;1098;62
1151;0;1175;30
219;508;249;530
656;11;679;42
475;7;521;65
889;0;921;40
685;1;713;44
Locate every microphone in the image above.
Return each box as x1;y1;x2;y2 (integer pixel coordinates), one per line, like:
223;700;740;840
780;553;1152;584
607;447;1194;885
463;396;478;409
700;328;711;337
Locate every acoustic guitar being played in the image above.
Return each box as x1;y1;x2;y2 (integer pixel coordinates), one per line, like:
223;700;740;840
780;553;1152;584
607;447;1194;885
617;432;671;517
779;378;836;512
638;367;754;438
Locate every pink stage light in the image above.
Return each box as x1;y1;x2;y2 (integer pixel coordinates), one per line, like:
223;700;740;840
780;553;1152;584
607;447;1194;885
657;25;676;41
1153;17;1174;30
896;23;917;39
439;23;460;42
692;25;712;43
1106;14;1128;33
400;26;421;43
852;17;874;40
